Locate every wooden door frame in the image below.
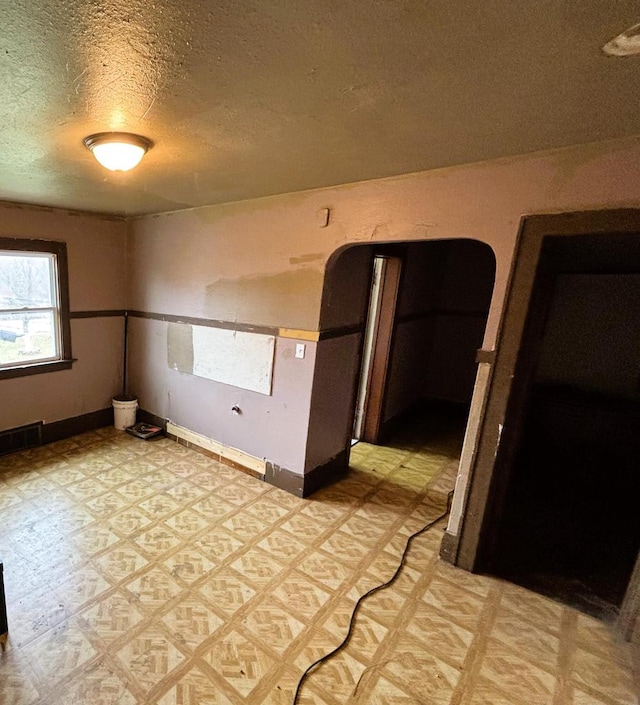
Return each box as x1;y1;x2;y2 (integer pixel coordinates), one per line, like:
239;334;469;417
358;255;403;444
454;209;640;635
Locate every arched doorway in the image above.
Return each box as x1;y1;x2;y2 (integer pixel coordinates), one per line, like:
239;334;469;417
305;238;496;496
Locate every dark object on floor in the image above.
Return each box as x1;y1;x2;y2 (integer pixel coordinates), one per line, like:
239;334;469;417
125;422;163;440
0;560;7;650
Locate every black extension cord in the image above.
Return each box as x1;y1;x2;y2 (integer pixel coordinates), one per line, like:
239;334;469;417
291;490;454;704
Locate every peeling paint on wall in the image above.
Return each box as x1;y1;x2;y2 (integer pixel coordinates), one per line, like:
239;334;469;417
289;253;324;265
203;269;324;330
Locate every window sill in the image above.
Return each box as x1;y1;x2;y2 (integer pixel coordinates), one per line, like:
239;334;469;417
0;359;74;380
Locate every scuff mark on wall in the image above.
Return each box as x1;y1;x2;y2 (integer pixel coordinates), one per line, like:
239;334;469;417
289;253;324;265
370;223;390;240
409;223;437;238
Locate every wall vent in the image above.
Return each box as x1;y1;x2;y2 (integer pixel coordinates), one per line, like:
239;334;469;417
0;422;43;456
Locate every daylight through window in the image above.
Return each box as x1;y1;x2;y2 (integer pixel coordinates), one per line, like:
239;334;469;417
0;239;71;377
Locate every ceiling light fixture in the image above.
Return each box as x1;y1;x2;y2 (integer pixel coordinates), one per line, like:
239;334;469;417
602;22;640;56
83;132;153;172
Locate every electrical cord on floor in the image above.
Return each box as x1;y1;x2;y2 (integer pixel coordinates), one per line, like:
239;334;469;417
291;490;454;705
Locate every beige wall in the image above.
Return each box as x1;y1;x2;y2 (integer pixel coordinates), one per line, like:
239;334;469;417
3;135;640;485
127;135;640;481
0;202;127;430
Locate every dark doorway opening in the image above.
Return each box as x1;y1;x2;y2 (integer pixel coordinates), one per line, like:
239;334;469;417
318;238;496;482
490;232;640;619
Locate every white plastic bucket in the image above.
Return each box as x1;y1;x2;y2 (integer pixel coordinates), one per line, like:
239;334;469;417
112;396;138;430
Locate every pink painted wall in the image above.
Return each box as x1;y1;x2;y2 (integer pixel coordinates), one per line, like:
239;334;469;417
126;136;640;476
127;316;315;471
0;203;127;431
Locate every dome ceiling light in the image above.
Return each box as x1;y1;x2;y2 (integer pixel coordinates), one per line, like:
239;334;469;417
84;132;153;172
602;22;640;57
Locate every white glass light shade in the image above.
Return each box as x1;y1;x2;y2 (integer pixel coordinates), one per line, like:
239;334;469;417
84;133;152;172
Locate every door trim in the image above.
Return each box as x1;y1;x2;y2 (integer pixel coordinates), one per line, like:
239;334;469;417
456;209;640;585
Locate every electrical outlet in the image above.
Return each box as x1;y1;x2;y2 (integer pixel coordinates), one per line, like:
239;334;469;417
295;343;305;359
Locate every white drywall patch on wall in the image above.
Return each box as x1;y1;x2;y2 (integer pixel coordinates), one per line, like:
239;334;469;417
191;325;275;395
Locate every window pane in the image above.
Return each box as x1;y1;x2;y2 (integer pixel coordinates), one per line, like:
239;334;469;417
0;253;54;310
0;310;57;366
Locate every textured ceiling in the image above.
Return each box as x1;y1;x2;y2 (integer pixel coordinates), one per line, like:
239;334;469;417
1;1;639;215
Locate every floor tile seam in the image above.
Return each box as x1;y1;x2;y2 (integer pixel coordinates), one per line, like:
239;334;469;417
568;644;640;699
292;552;420;672
88;545;167;589
2;555;82;604
110;604;196;661
298;679;344;705
51;574;123;623
387;562;476;662
108;631;198;704
37;652;140;705
89;532;154;560
218;509;303;544
294;653;373;705
6;652;70;705
164;603;260;661
74;603;158;658
195;532;289;574
344;552;440;661
107;517;164;541
277;507;363;549
231;617;312;666
339;489;432;589
250;662;317;705
192;576;267;625
551;608;577;705
571;680;639;705
449;580;504;705
22;632;105;700
569;636;636;669
2;605;71;652
2;533;68;566
496;600;565;638
7;559;109;604
240;583;315;626
238;561;356;636
119;573;190;619
129;531;190;561
427;573;496;605
339;656;404;705
7;519;69;547
192;649;274;705
483;625;561;662
89;613;202;694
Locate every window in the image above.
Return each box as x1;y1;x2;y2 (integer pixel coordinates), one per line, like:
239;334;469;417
0;238;72;379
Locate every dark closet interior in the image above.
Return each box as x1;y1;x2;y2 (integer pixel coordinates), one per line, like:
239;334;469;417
492;233;640;619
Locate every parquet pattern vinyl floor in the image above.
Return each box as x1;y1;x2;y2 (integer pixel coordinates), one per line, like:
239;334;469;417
0;423;636;704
